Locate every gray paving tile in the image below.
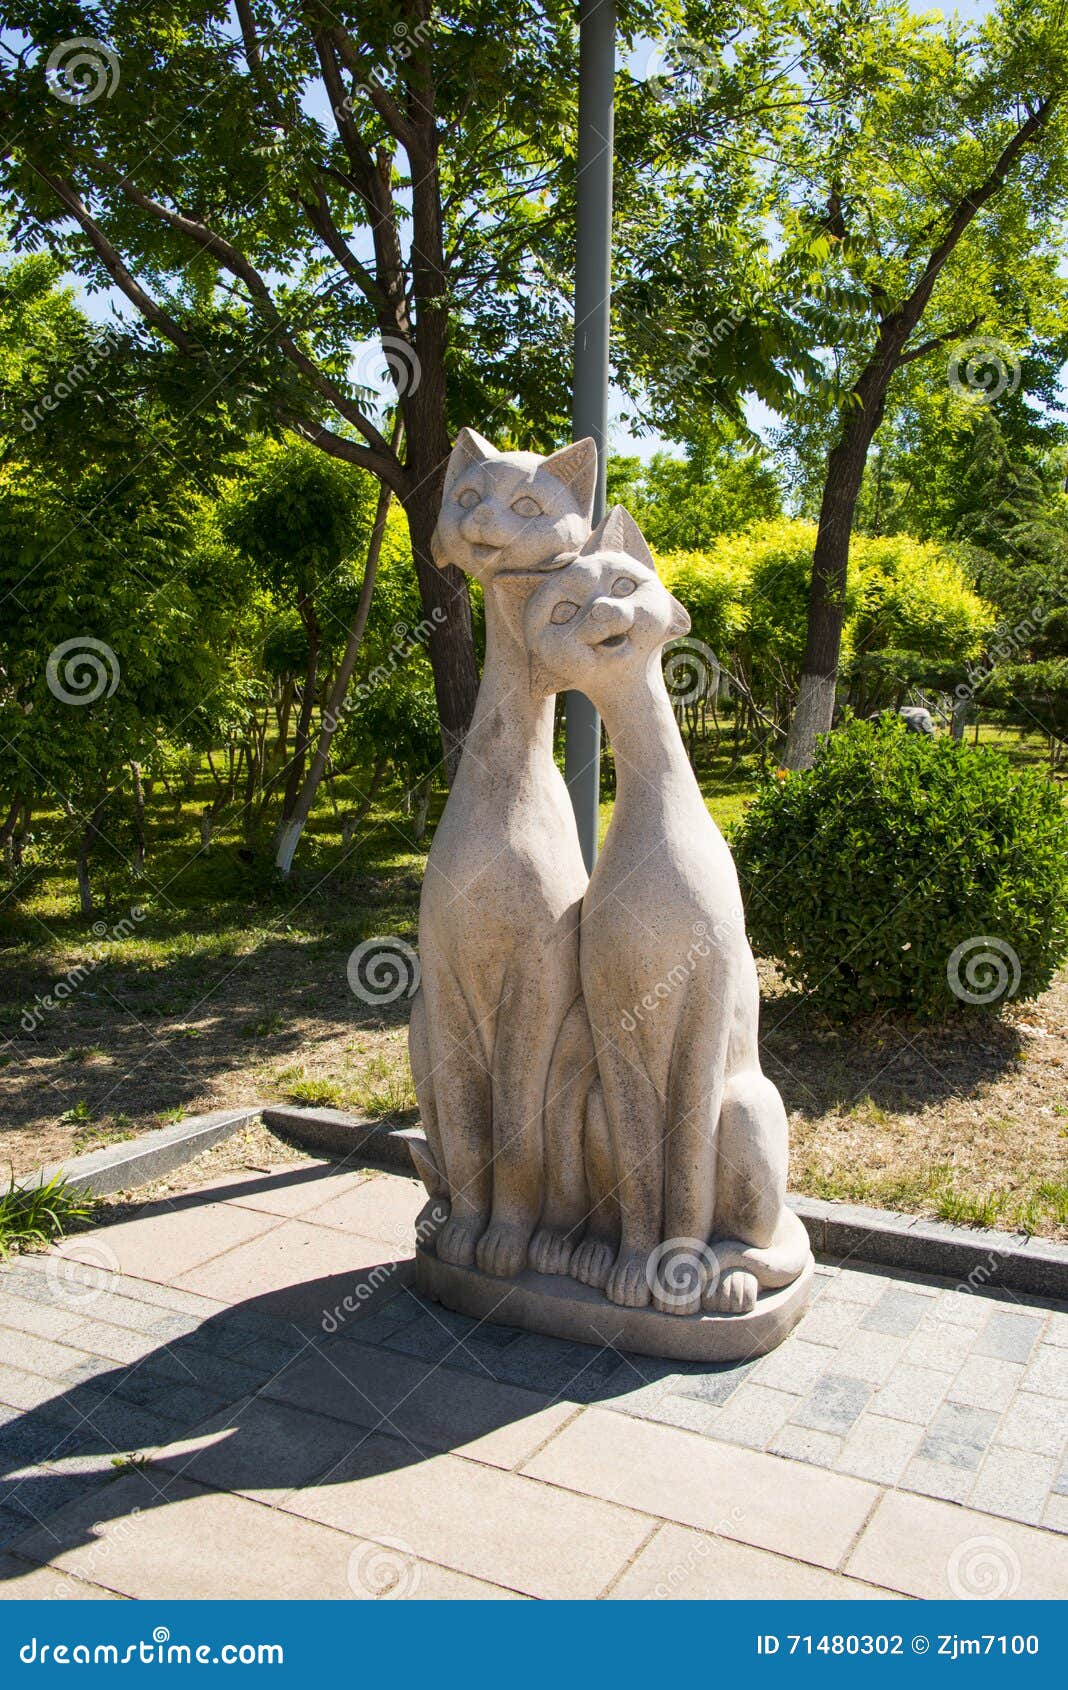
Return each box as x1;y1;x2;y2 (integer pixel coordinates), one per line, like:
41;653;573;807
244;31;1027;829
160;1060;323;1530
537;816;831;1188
671;1359;759;1406
1054;1460;1068;1498
901;1454;973;1504
54;1400;179;1458
973;1311;1046;1364
0;1412;79;1469
640;1393;720;1435
968;1447;1058;1528
919;1401;1000;1470
0;1462;105;1523
861;1288;933;1337
791;1374;872;1435
479;1333;629;1402
1024;1344;1068;1401
995;1390;1068;1458
769;1424;843;1468
0;1506;27;1548
703;1383;794;1448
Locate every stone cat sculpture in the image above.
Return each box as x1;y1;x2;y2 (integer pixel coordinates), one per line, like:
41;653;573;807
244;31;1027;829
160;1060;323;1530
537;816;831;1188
517;508;811;1316
408;428;599;1279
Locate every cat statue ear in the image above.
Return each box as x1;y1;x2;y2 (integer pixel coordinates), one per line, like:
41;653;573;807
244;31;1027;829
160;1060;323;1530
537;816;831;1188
578;505;657;572
432;429;497;568
442;427;495;499
542;438;598;521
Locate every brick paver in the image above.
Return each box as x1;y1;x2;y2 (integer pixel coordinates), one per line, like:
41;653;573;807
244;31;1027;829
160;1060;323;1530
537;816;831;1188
0;1162;1065;1600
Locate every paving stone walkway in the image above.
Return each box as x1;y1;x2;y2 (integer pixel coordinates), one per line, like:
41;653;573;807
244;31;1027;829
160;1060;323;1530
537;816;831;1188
0;1159;1065;1600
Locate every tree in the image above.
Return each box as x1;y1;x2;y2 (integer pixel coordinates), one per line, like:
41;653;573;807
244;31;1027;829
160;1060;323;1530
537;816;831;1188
0;0;711;775
608;435;781;548
622;0;1068;766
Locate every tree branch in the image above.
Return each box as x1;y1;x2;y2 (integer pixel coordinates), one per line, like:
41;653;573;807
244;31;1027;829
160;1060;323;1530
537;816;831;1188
113;174;394;460
28;166;203;357
275;410;408;495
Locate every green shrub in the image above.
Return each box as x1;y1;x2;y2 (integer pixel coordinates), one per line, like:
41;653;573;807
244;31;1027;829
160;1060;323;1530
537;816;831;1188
731;718;1068;1019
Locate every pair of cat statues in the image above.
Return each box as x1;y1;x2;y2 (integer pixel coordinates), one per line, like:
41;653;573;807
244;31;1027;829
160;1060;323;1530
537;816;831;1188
406;427;812;1342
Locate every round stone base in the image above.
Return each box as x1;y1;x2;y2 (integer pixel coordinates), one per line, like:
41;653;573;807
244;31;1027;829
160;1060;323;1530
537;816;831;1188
415;1243;815;1363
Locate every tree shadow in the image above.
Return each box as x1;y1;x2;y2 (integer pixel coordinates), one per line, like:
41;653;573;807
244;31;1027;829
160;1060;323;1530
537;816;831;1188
0;1165;721;1582
0;930;418;1158
759;989;1024;1116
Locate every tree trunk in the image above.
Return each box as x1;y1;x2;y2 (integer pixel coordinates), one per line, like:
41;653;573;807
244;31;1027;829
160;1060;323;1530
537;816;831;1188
410;775;432;844
129;762;146;875
402;468;480;784
340;758;388;849
281;597;322;821
1;795;20;871
76;799;107;917
276;426;401;875
783;404;883;769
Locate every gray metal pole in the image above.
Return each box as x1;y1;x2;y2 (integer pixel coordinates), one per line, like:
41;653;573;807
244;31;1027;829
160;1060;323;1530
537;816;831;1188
565;0;615;872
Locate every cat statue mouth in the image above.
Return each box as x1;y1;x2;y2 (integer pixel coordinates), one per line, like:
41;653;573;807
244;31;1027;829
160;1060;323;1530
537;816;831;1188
593;631;629;651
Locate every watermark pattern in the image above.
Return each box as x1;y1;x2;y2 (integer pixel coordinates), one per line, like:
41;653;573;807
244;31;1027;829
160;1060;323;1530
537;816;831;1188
663;636;721;708
43;1240;121;1310
43;1508;142;1601
46;638;120;706
351;334;421;400
20;907;147;1033
946;1534;1022;1599
947;936;1021;1006
649;1506;745;1597
948;337;1021;406
642;34;720;103
346;936;421;1005
45;38;121;106
646;1236;721;1309
22;326;123;434
324;610;446;734
952;597;1047;711
334;18;433;119
346;1537;420;1599
620;915;741;1031
321;1201;447;1334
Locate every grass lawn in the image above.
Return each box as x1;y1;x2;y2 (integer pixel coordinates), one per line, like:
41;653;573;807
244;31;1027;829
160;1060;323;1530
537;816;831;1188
1;724;1065;1239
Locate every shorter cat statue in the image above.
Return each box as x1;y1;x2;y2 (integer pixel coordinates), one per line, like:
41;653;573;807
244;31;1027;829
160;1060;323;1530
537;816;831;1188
516;508;812;1318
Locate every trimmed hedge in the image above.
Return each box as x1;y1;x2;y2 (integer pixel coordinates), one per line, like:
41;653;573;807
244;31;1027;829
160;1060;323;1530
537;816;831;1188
731;718;1068;1019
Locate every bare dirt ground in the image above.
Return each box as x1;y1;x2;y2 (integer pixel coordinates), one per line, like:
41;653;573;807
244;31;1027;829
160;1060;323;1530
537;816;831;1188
2;930;1065;1239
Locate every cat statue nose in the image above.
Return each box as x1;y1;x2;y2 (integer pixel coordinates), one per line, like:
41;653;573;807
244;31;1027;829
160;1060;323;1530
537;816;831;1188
581;596;633;643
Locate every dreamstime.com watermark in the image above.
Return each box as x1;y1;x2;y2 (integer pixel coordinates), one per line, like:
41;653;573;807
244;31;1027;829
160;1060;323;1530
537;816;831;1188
323;610;446;737
951;598;1047;710
19;1627;283;1664
46;637;121;705
20;906;146;1032
45;37;121;106
346;1536;420;1598
346;935;421;1006
649;1506;745;1598
352;335;421;400
22;325;124;434
946;1534;1022;1599
322;1199;447;1333
664;636;721;708
647;1236;722;1309
946;936;1021;1006
620;914;742;1031
948;337;1021;407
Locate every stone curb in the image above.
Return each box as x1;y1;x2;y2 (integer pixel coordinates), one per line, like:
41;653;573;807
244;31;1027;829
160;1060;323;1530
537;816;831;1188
789;1193;1068;1301
27;1108;261;1197
22;1106;1068;1302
